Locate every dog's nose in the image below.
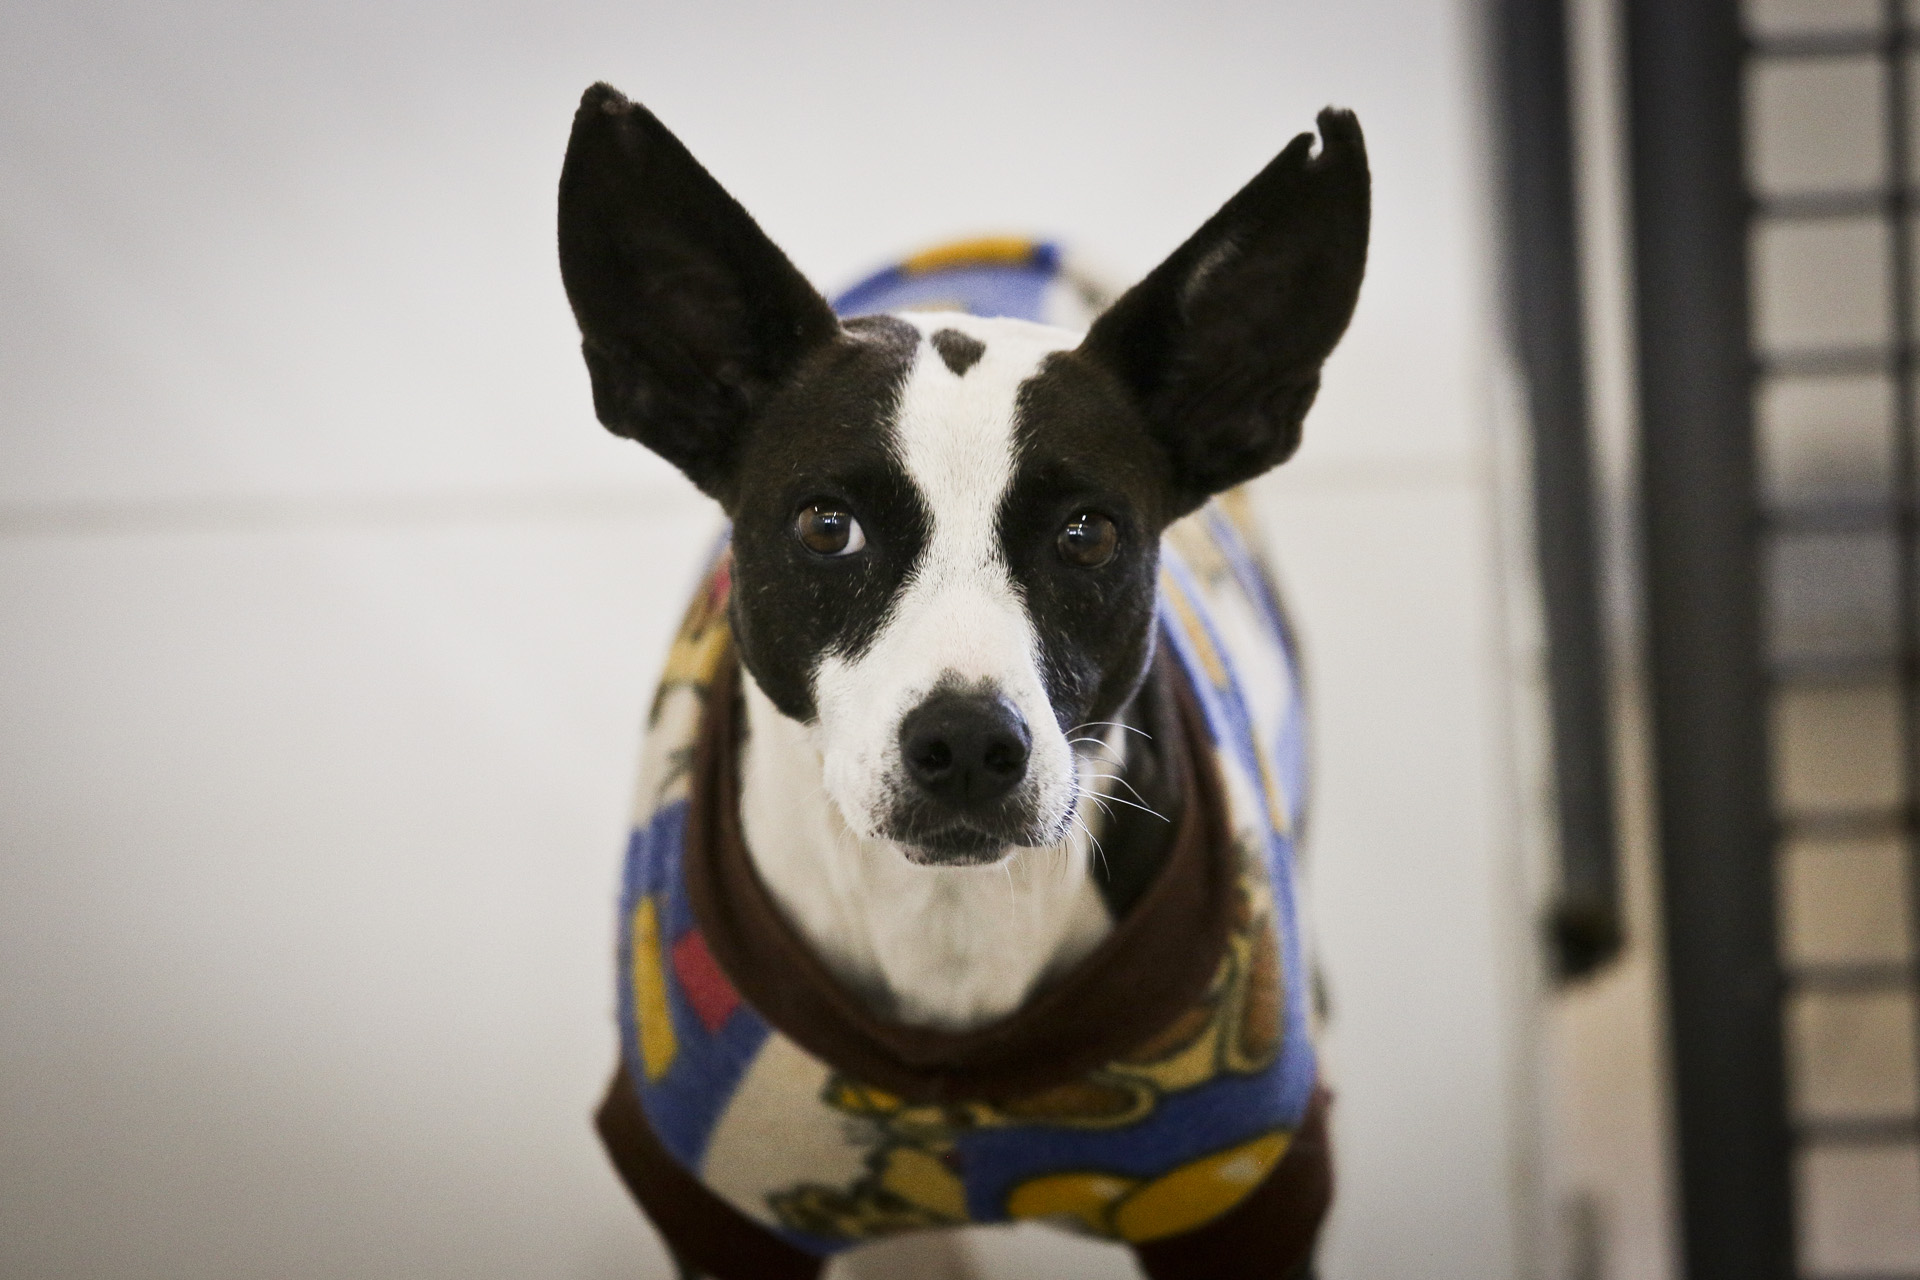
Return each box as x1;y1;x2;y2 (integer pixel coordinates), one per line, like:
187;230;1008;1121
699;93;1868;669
899;693;1031;808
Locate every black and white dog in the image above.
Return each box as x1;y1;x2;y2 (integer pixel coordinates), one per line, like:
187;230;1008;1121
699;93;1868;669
559;83;1367;1280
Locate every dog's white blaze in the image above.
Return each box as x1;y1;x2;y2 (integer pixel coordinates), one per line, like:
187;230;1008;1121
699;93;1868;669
815;313;1080;844
741;313;1116;1031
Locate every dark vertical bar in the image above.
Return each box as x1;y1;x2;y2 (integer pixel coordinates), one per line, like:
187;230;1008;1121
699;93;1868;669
1624;1;1797;1276
1884;1;1920;1144
1489;0;1624;981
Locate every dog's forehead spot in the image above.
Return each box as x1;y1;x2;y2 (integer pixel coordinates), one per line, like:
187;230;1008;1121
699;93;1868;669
929;328;985;377
888;314;1082;544
898;312;1078;372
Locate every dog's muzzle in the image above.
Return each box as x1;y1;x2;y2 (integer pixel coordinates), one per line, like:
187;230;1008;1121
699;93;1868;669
890;690;1038;863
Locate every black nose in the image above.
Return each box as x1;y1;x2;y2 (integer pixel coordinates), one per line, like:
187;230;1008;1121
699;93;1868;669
899;692;1031;809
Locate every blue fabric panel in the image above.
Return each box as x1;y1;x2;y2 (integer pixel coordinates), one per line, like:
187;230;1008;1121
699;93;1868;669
619;801;773;1171
956;1068;1303;1224
832;245;1062;323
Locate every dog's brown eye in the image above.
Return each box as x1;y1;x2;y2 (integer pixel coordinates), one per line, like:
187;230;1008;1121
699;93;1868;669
1057;512;1117;568
794;503;865;557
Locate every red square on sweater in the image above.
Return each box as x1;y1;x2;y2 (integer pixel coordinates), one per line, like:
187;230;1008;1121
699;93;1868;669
670;928;741;1034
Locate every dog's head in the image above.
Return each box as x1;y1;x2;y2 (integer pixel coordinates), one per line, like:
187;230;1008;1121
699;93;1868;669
559;84;1367;866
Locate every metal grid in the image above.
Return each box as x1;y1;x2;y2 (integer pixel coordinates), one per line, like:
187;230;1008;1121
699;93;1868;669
1747;0;1920;1273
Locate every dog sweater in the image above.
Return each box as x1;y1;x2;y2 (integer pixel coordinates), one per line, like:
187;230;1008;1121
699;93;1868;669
598;502;1328;1280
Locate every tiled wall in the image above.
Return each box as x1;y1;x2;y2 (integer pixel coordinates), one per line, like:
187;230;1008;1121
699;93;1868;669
1746;0;1920;1270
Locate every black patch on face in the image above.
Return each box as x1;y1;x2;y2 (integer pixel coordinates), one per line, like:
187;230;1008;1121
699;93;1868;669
726;315;927;723
999;349;1180;738
929;328;985;377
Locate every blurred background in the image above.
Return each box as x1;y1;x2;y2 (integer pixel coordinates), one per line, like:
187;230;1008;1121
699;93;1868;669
0;0;1906;1277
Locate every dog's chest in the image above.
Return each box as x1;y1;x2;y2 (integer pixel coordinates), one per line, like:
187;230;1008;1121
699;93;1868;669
737;688;1116;1029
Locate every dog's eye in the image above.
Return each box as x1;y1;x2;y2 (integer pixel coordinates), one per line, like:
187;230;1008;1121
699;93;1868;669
794;503;866;557
1057;512;1117;568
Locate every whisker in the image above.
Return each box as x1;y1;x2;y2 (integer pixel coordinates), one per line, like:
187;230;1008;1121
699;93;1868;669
1070;810;1110;881
1083;768;1157;811
1069;720;1153;743
1077;777;1169;823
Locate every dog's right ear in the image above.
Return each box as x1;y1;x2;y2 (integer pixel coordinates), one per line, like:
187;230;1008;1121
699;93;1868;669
558;84;839;504
1080;109;1369;517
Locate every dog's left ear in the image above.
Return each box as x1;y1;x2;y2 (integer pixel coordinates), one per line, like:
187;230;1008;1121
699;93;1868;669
558;83;840;505
1081;109;1369;515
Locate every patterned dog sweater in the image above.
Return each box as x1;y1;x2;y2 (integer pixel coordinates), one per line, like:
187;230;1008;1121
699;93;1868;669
597;502;1328;1280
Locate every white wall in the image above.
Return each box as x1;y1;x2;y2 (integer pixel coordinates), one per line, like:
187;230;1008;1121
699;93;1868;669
0;2;1534;1277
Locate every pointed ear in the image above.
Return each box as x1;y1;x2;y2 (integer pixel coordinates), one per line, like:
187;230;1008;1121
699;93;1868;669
1081;109;1369;515
557;84;839;504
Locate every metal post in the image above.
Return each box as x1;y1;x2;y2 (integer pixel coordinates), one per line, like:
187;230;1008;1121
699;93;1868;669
1489;0;1624;981
1624;0;1797;1275
1878;1;1920;1171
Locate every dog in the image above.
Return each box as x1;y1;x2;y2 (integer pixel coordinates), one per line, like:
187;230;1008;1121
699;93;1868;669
557;83;1368;1280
